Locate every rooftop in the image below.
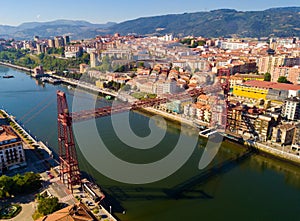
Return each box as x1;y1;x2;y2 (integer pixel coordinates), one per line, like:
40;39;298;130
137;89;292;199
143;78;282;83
36;202;96;221
0;125;18;143
243;80;300;91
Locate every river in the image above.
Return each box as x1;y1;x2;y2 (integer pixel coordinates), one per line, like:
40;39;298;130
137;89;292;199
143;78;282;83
1;65;300;221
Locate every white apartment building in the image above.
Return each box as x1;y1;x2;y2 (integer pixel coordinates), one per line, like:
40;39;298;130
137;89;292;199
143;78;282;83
0;126;26;173
216;40;249;50
282;97;300;121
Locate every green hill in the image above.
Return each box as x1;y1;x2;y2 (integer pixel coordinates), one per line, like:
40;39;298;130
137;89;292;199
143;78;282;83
110;7;300;38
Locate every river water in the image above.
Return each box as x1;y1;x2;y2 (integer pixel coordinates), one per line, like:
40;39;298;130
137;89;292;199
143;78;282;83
1;65;300;221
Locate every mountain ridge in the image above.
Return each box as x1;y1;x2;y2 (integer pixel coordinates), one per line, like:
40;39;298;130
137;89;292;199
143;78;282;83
1;7;300;40
109;7;300;37
0;20;116;40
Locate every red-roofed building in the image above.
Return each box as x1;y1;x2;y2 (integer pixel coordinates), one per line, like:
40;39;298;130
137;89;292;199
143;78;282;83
243;80;300;92
233;80;300;102
0;125;26;173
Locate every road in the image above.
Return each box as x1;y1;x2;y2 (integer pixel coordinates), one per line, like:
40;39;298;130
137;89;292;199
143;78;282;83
2;194;36;221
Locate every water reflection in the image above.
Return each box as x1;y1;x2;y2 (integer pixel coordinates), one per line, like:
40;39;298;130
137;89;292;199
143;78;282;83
0;66;9;75
249;154;300;189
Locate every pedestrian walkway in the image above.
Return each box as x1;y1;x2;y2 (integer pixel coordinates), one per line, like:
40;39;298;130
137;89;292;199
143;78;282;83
60;194;74;203
51;177;60;182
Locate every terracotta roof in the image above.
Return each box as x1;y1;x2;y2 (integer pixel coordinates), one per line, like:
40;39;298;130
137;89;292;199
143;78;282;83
0;126;18;143
36;202;96;221
243;80;300;91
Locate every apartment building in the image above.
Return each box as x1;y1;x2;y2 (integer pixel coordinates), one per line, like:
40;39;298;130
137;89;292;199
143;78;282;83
272;66;300;84
0;126;26;173
90;52;100;68
257;55;285;74
216;39;249;50
282;97;300;121
54;36;64;48
271;123;295;145
254;115;275;142
64;45;83;58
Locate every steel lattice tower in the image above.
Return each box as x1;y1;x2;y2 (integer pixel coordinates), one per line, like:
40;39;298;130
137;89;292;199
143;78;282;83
57;90;81;192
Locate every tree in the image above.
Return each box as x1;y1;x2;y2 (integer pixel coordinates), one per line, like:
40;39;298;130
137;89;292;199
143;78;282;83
277;76;290;83
38;53;45;60
138;62;144;68
81;52;90;64
0;175;14;198
37;197;61;215
0;173;41;199
122;84;131;91
264;72;271;81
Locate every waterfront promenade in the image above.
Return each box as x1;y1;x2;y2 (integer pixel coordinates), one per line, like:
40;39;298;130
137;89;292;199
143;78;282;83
0;61;31;72
52;74;118;97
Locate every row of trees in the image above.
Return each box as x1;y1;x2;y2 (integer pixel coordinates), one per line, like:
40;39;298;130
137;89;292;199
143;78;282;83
0;172;41;198
0;49;28;62
103;80;126;91
180;38;206;48
0;48;90;73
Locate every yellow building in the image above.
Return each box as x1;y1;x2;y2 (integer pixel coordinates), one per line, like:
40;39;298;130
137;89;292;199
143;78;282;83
233;80;300;102
233;84;268;100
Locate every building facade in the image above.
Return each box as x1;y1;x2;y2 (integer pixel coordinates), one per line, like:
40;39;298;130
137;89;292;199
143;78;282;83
282;97;300;121
0;126;26;173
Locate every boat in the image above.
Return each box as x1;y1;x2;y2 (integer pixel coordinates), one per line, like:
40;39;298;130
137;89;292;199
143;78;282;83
3;75;14;78
40;77;61;84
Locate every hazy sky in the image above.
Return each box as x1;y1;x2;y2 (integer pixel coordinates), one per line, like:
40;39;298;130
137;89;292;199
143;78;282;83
1;0;300;26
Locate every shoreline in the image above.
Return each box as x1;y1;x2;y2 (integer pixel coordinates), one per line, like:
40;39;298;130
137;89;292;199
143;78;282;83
0;109;55;159
0;61;32;72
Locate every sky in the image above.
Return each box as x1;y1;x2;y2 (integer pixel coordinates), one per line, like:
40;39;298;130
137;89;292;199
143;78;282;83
1;0;300;26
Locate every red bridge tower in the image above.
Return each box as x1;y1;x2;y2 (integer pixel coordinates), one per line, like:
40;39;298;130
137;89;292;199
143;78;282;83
57;90;81;192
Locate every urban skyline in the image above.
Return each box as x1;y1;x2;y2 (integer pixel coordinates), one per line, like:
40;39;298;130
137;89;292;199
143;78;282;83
1;0;300;26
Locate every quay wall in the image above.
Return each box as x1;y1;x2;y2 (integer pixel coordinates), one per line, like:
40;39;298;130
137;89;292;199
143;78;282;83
0;61;31;72
254;142;300;164
0;109;54;159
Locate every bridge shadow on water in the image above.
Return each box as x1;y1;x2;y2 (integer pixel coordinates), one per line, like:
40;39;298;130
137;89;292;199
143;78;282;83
98;186;213;214
81;145;256;214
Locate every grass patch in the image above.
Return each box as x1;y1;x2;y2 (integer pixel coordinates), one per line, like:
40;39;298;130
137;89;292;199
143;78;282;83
131;92;157;100
32;210;43;220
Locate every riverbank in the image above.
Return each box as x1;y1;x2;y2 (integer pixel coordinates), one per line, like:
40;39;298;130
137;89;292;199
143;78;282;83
0;61;32;72
249;141;300;165
140;107;300;167
52;74;118;97
0;109;55;161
